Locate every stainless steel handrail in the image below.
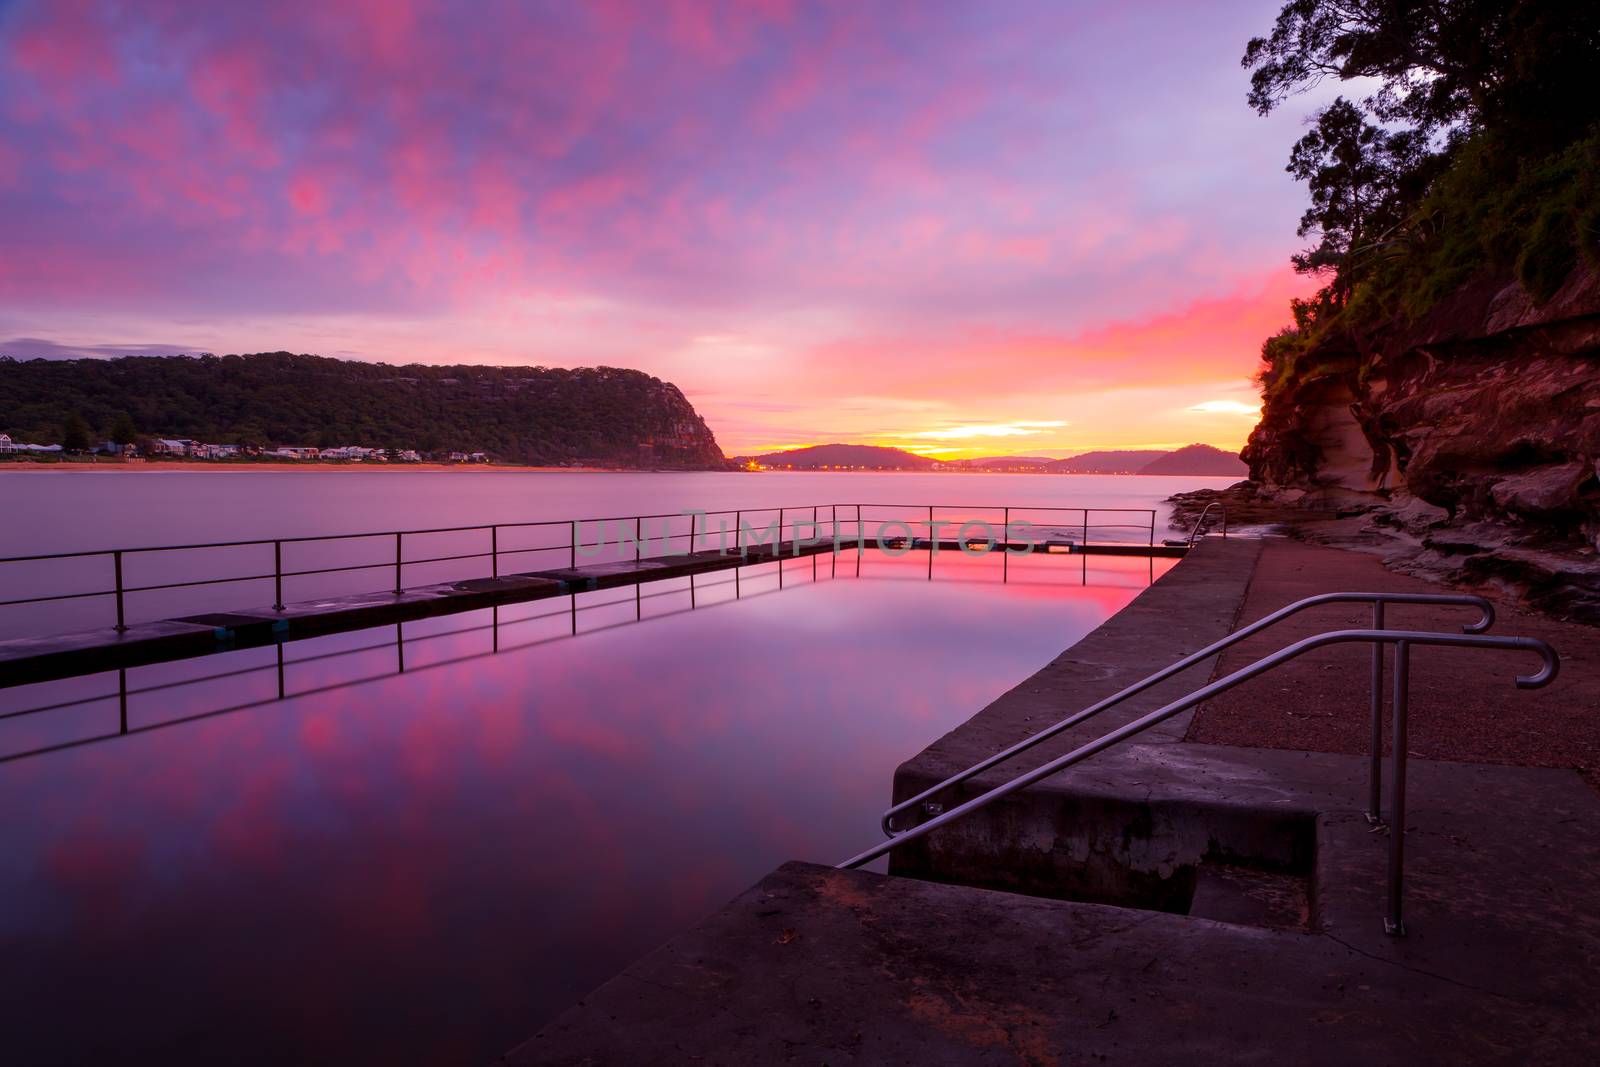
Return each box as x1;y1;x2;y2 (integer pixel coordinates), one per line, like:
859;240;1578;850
1186;501;1226;544
842;627;1559;935
1163;501;1227;547
880;591;1495;837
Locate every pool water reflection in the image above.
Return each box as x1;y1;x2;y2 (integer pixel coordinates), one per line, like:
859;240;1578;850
0;548;1172;1065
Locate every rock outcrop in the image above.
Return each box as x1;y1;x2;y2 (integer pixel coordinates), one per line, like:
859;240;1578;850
1232;264;1600;621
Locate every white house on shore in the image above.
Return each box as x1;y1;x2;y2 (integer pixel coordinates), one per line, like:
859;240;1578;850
193;443;240;460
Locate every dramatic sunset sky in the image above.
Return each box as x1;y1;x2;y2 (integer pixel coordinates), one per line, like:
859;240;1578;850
0;0;1326;458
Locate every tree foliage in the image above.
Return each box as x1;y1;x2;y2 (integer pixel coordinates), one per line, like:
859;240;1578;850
1246;0;1600;397
109;411;138;445
60;412;92;452
1245;0;1600;150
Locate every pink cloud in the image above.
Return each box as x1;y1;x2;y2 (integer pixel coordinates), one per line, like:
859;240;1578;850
0;0;1315;452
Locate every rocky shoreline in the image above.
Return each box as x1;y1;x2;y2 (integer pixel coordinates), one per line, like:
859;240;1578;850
1170;481;1600;624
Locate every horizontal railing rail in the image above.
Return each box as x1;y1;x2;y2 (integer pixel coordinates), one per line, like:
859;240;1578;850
880;591;1494;836
842;626;1559;935
0;501;1160;635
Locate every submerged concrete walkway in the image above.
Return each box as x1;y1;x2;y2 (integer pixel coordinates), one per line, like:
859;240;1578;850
0;535;1185;688
0;537;855;687
510;536;1600;1065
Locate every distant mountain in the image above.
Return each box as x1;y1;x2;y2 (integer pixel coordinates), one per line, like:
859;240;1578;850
743;443;939;470
736;442;1245;475
1046;450;1170;474
1138;443;1247;476
0;351;726;467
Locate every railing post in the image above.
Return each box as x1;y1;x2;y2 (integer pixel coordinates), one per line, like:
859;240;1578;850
113;550;127;632
273;540;284;610
570;520;577;568
1149;510;1155;547
1003;507;1010;583
491;525;499;578
1386;639;1411;937
778;508;784;557
635;517;642;563
1082;509;1089;549
734;510;742;556
394;532;403;595
1367;601;1386;824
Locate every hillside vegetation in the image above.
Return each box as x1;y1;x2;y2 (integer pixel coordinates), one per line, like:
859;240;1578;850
0;352;725;467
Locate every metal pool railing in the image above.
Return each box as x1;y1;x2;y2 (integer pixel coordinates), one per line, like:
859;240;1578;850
839;621;1560;936
878;590;1494;837
0;502;1162;635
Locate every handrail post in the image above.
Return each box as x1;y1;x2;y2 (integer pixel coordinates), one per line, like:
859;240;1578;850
570;520;577;568
635;516;642;563
491;525;499;578
394;532;403;595
113;550;126;632
1003;507;1010;583
734;510;741;556
273;540;284;610
1082;509;1089;549
1148;510;1155;547
1367;601;1385;824
1386;640;1412;937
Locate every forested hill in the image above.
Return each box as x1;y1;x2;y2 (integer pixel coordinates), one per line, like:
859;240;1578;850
0;352;726;467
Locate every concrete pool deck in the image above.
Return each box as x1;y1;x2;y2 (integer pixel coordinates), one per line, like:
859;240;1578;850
510;537;1600;1065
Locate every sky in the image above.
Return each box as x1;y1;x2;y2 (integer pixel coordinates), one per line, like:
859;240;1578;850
0;0;1325;458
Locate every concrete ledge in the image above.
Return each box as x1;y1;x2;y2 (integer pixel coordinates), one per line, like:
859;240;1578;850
512;857;1598;1065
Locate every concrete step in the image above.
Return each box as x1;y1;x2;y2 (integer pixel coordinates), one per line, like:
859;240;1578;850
1189;861;1310;931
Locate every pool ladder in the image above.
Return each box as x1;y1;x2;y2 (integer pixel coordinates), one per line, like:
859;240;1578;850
838;591;1560;935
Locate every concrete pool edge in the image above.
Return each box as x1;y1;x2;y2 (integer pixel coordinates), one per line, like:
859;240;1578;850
509;534;1600;1063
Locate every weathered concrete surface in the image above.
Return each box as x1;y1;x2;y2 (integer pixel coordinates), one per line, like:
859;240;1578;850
1188;538;1600;792
513;853;1598;1065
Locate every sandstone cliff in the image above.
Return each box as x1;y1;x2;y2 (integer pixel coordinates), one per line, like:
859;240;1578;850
1236;265;1600;620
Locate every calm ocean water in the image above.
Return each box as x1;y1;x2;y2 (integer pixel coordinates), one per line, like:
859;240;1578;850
0;471;1223;1064
0;468;1231;555
0;470;1232;639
